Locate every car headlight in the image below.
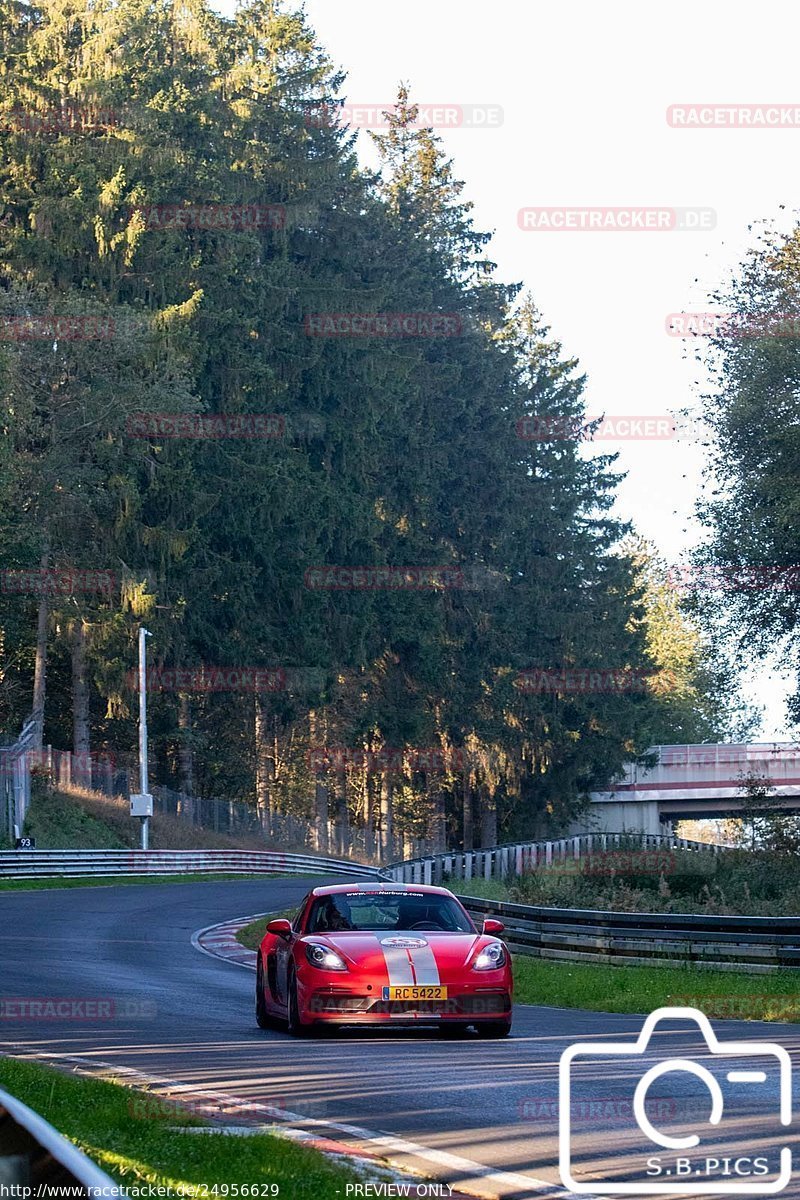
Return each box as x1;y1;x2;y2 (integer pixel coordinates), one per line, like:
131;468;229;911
305;942;348;971
472;941;507;971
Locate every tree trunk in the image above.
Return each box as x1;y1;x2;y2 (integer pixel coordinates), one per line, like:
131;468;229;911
254;694;272;837
480;791;497;848
71;619;91;787
31;544;50;753
309;708;328;852
379;773;393;861
177;693;195;801
333;771;349;856
364;765;377;862
463;776;474;851
314;780;329;853
429;781;446;854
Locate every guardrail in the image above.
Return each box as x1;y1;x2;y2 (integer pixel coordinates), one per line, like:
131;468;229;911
0;849;384;880
459;894;800;973
0;1083;123;1195
387;832;723;885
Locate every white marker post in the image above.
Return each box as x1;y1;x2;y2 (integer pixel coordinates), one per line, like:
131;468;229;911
130;626;153;849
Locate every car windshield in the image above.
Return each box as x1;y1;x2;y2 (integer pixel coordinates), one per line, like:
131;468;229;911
306;891;475;934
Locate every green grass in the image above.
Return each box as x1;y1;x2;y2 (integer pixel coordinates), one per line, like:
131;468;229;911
512;956;800;1021
236;912;295;951
0;1057;364;1199
0;873;313;893
23;782;127;849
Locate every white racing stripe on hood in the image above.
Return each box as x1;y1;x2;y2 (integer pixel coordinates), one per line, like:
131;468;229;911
379;943;415;985
406;941;440;985
377;936;441;986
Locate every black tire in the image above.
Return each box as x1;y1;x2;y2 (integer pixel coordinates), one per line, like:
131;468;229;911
255;958;272;1029
286;968;313;1037
476;1020;512;1038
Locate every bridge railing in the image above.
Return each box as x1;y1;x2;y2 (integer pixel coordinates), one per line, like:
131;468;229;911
386;832;722;886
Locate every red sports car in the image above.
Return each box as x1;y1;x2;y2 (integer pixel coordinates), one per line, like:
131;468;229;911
255;882;512;1037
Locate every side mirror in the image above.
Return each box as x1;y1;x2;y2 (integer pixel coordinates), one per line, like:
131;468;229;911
482;918;505;935
266;918;293;940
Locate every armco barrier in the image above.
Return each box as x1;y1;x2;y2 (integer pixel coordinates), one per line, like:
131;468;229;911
458;894;800;973
387;832;721;885
0;1083;123;1195
0;848;384;880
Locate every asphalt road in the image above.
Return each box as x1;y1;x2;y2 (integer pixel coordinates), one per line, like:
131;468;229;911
1;879;799;1199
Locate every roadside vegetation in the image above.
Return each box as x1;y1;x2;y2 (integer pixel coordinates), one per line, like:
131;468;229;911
512;958;800;1022
456;845;800;917
0;1058;364;1199
17;779;278;851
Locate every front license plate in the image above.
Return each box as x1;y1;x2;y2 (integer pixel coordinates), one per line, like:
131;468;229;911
382;985;448;1001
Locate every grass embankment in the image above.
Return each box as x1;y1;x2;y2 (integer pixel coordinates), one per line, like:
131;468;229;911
0;1057;362;1199
18;781;283;852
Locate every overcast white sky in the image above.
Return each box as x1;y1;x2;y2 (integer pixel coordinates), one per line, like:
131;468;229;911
250;0;800;738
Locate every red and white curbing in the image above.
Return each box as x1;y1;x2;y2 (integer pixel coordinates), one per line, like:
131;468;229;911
192;912;265;970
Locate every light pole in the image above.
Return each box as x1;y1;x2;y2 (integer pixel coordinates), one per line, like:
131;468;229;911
131;627;153;849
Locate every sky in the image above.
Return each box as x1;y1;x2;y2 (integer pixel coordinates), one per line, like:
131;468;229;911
230;0;800;739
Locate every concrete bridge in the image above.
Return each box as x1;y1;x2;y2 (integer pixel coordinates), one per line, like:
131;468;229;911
577;743;800;834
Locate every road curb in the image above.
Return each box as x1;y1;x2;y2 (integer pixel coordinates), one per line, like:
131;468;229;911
192;913;264;970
